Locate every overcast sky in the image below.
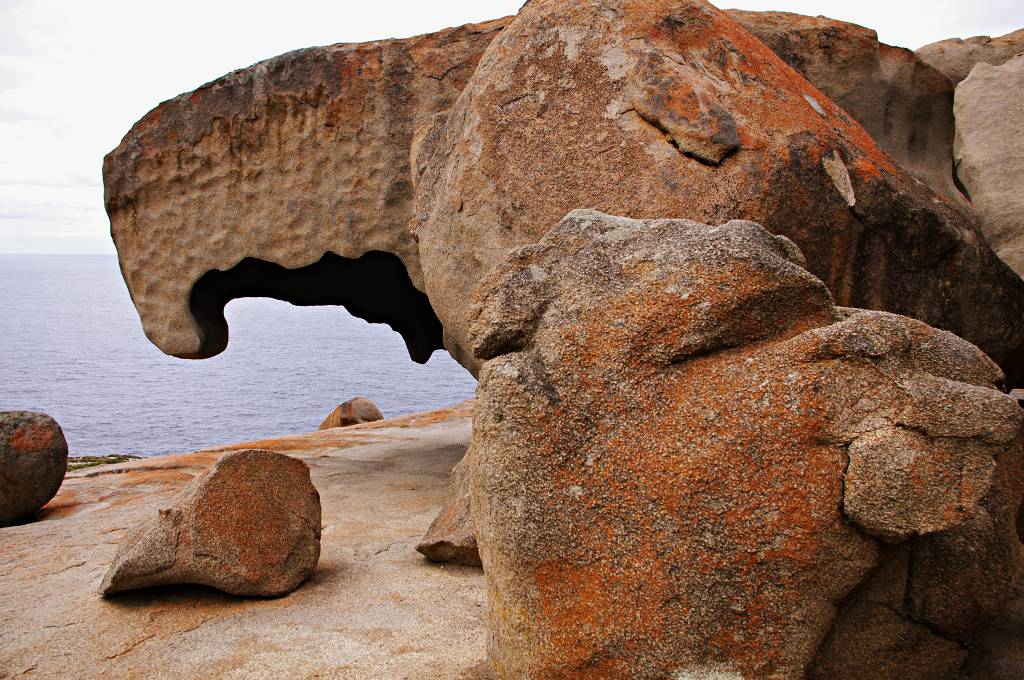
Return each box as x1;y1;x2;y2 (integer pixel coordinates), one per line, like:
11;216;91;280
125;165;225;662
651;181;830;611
1;0;1021;254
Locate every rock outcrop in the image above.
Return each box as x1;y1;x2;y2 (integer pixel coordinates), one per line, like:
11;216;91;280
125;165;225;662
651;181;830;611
468;209;1024;678
918;29;1024;85
953;54;1024;277
416;452;481;566
103;17;510;363
104;1;1024;387
411;0;1024;384
318;397;384;429
100;449;321;597
0;411;68;526
727;10;962;204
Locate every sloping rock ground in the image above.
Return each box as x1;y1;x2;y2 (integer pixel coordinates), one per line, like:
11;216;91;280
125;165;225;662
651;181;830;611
0;402;492;680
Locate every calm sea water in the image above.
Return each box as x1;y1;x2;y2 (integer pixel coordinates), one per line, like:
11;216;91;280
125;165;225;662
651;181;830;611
0;254;477;457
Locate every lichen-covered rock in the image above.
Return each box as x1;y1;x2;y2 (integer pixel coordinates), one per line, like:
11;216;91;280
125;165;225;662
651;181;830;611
411;0;1024;385
953;54;1024;277
917;28;1024;85
100;449;321;597
0;411;68;526
103;17;510;362
467;209;1024;679
318;397;384;429
727;10;962;204
416;452;481;566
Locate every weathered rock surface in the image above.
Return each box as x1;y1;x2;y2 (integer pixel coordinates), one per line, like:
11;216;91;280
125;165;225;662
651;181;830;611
104;16;509;363
411;0;1024;384
918;28;1024;85
318;396;384;429
468;210;1024;678
953;54;1024;277
0;411;68;526
100;449;321;597
0;403;492;678
727;10;962;204
416;451;481;566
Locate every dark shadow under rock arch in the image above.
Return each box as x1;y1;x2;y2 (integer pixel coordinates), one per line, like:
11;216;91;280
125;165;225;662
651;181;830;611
189;251;445;364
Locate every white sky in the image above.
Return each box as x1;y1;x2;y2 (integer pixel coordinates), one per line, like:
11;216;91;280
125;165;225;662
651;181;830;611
1;0;1021;254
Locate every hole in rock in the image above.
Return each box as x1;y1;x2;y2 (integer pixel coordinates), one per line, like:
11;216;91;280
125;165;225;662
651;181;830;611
189;252;444;364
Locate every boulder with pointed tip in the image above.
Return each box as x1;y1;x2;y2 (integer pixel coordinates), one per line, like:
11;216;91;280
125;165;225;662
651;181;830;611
416;452;481;566
100;449;321;597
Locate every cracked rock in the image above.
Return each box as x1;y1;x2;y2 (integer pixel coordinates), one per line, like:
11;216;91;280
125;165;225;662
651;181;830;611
100;449;321;598
467;209;1023;678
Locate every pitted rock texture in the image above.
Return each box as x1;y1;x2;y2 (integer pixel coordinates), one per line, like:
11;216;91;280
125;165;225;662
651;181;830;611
0;411;68;526
318;397;384;429
100;449;321;597
416;451;481;566
104;16;509;361
467;210;1024;679
411;0;1024;384
917;29;1024;85
727;10;962;204
953;54;1024;277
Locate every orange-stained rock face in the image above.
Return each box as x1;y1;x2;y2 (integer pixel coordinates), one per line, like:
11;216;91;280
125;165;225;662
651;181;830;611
100;449;321;597
467;210;1024;679
726;9;962;205
412;0;1024;385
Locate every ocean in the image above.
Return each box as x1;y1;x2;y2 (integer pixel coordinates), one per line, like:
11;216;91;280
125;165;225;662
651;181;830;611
0;254;477;457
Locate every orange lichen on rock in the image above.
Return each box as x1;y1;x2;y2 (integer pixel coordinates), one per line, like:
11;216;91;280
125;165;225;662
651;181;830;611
467;210;1023;679
411;0;1024;385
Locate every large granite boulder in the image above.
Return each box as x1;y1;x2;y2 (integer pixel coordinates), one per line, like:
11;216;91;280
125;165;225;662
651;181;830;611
103;17;510;363
727;10;961;205
318;397;384;429
0;411;68;526
468;209;1024;678
100;449;321;597
411;0;1024;384
953;54;1024;277
918;28;1024;85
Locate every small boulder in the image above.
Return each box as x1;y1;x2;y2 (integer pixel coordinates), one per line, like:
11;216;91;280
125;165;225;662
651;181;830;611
0;411;68;527
416;453;481;567
100;449;321;597
318;397;384;429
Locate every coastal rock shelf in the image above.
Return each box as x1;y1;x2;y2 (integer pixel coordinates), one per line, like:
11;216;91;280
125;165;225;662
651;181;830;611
0;404;492;679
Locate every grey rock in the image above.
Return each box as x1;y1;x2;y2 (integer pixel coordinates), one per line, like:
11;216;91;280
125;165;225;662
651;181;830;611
954;54;1024;277
918;29;1024;85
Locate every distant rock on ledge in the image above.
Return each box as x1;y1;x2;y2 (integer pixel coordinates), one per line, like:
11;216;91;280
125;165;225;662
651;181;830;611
0;411;68;527
318;397;384;429
100;449;321;598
